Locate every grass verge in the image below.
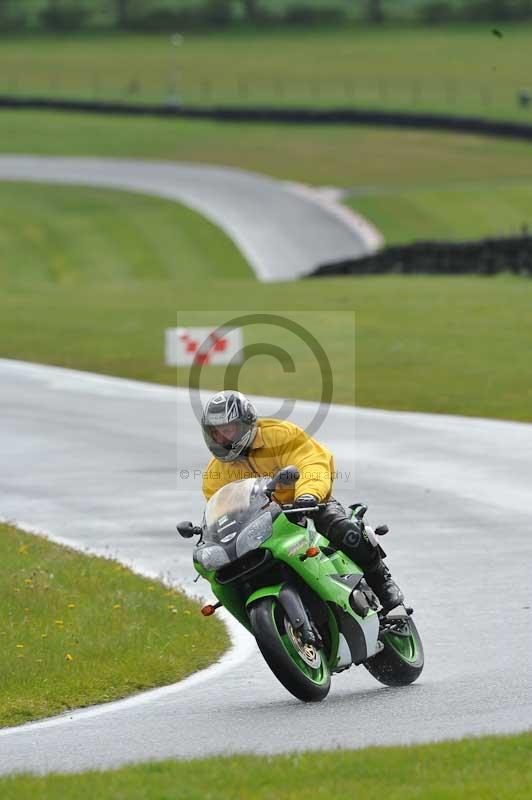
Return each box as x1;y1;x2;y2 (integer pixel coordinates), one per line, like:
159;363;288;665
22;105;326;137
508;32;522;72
0;523;229;728
3;272;532;422
0;732;531;798
345;179;532;244
0;182;250;287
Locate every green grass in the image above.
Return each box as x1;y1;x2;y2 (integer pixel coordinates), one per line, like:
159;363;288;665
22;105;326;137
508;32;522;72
1;733;531;798
0;182;250;287
345;179;532;243
1;26;532;120
0;523;229;728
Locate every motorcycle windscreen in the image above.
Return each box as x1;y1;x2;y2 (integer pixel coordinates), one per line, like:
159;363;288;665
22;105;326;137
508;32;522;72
203;477;271;543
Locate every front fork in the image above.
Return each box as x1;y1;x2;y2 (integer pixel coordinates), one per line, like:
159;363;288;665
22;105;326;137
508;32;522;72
246;583;317;646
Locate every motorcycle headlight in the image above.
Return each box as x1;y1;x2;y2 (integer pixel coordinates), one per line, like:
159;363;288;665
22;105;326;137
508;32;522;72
236;512;272;558
194;545;230;571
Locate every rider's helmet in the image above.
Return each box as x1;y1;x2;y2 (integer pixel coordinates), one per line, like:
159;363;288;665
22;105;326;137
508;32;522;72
201;390;258;462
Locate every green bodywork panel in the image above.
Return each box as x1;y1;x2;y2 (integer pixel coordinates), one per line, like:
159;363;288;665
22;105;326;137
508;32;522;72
212;581;252;631
246;583;282;608
193;560;253;631
267;515;364;617
193;509;378;662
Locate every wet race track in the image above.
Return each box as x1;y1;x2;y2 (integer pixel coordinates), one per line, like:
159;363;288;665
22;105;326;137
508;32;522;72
1;360;531;774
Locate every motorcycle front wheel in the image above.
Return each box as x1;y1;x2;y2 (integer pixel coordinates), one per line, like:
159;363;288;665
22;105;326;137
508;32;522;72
249;596;331;702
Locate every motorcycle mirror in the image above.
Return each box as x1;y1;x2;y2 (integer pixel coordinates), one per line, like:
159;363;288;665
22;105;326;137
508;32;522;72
266;465;300;496
349;503;368;520
176;521;201;539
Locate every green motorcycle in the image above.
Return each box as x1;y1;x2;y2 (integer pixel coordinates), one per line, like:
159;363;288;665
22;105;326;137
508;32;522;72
177;466;423;702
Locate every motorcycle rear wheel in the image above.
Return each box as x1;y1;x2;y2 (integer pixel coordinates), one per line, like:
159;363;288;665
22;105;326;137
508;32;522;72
364;616;424;686
249;596;331;702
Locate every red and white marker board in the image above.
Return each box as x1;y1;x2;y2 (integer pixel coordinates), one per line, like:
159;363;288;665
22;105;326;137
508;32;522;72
165;327;243;366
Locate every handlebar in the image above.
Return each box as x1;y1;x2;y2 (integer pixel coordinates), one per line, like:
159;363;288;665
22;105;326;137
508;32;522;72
281;502;328;515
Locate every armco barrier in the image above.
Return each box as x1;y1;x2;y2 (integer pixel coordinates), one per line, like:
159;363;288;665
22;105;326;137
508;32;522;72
311;236;532;277
2;95;532;142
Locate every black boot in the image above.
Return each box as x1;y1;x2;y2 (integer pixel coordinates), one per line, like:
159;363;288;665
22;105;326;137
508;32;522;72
364;559;404;614
315;504;405;613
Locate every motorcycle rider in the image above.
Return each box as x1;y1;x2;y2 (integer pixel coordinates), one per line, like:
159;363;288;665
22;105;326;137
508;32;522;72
200;390;404;613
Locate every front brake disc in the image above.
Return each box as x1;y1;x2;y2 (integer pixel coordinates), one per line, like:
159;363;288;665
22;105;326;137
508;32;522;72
285;619;321;668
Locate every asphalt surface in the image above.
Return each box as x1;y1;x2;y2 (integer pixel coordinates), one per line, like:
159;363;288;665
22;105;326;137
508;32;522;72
1;359;531;775
0;156;375;281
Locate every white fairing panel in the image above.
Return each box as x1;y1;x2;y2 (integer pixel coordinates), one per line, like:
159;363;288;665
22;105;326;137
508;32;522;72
335;633;353;670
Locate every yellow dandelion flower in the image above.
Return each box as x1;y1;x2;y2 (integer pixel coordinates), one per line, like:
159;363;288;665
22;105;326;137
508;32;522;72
113;604;121;609
65;653;74;662
54;619;64;625
18;544;29;555
67;603;76;609
184;610;191;615
24;579;33;585
41;633;48;638
16;644;24;649
147;586;155;592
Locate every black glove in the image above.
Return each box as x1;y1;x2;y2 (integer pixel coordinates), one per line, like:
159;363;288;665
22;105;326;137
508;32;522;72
293;494;319;510
290;494;319;524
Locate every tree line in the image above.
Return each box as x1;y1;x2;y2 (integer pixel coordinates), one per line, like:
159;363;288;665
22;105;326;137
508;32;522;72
1;1;531;32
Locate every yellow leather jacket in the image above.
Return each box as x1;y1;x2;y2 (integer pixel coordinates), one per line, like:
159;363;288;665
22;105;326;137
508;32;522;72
202;418;335;505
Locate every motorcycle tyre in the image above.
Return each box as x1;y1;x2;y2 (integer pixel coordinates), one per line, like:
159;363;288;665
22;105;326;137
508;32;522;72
249;596;331;703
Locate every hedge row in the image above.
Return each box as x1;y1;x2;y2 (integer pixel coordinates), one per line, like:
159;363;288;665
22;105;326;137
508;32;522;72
123;5;346;32
421;0;532;24
311;235;532;277
1;1;532;32
0;2;350;33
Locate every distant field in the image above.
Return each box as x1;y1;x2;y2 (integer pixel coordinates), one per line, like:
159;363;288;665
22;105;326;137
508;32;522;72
1;25;532;120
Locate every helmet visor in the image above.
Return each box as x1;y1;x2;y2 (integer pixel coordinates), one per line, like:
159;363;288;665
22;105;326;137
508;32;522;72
203;419;255;461
207;422;240;448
